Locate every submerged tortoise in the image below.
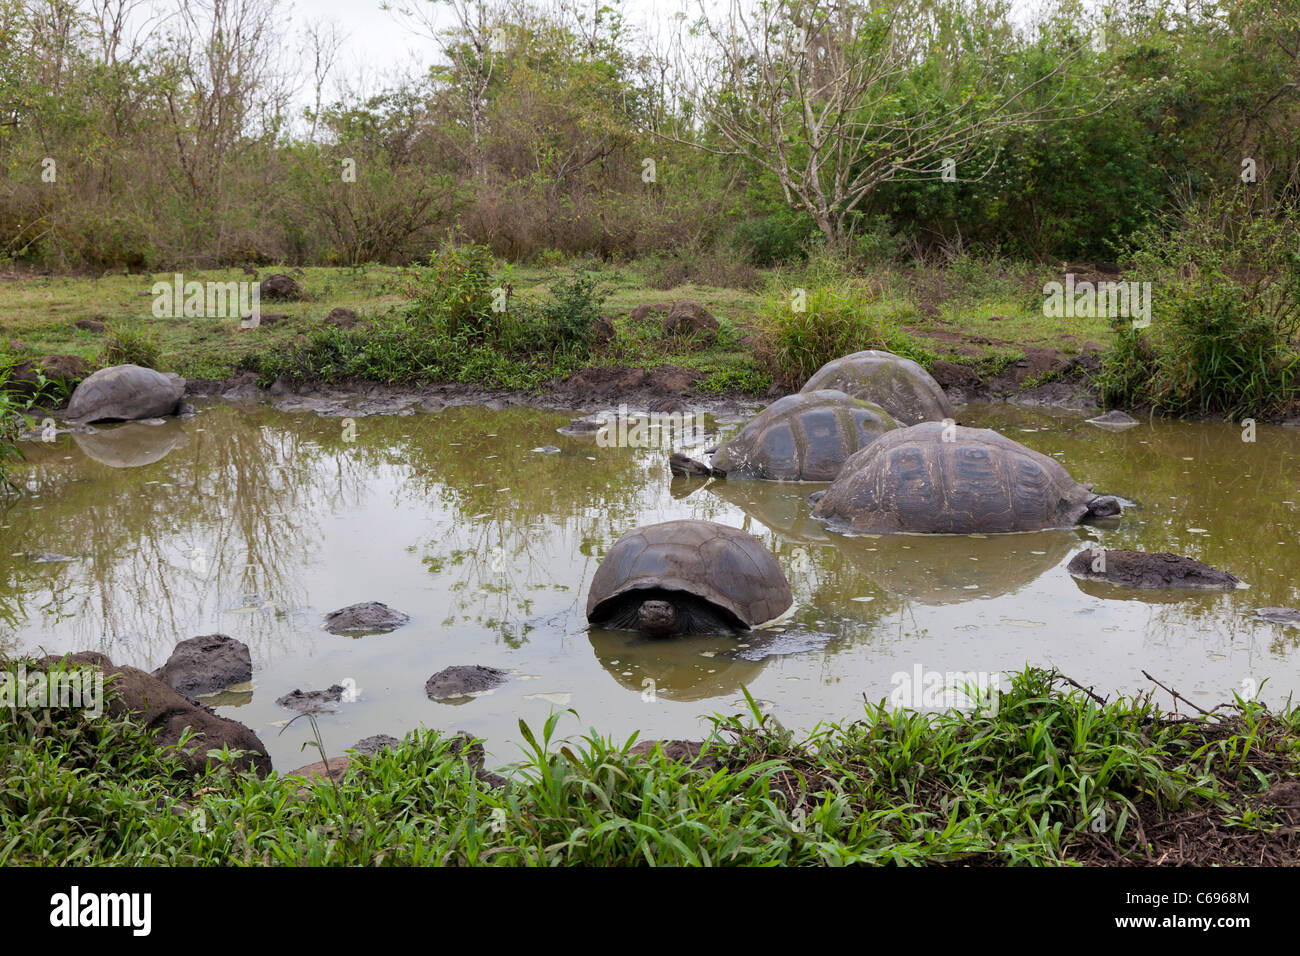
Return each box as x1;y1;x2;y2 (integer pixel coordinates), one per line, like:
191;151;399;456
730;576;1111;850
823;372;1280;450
811;422;1120;534
706;389;899;482
800;350;953;426
587;520;792;637
65;364;186;423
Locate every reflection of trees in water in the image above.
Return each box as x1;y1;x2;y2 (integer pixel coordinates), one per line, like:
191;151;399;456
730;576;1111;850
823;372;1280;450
0;406;367;663
6;400;1298;678
377;407;729;643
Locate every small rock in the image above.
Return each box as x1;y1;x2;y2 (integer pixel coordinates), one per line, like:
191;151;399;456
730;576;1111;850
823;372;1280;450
287;756;351;784
425;665;509;700
662;300;719;344
1086;409;1140;430
1067;549;1240;590
325;307;358;329
532;445;561;454
258;273;305;301
323;601;410;635
351;734;402;756
153;634;252;701
276;685;345;714
557;414;607;436
74;319;106;333
630;304;671;322
627;739;720;772
591;315;616;344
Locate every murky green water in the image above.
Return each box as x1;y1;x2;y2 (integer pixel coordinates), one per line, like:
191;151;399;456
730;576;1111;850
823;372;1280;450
4;400;1299;769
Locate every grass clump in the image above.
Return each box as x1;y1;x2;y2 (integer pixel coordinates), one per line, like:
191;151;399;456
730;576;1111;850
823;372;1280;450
3;666;1297;866
100;321;162;369
756;279;935;388
1099;191;1300;417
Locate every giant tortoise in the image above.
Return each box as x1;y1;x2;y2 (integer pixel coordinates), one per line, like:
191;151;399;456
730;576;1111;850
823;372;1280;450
810;422;1120;534
708;389;898;482
800;350;953;425
65;364;186;423
587;520;792;637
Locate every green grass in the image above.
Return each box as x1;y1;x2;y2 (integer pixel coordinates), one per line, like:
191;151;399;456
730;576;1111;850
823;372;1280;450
0;259;1106;393
2;664;1296;866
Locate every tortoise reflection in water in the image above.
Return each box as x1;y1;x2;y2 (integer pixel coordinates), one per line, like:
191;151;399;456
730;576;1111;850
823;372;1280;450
586;520;792;637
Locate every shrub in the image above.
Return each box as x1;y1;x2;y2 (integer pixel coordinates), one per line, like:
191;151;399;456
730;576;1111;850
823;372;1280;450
100;322;161;369
755;281;934;388
1099;191;1300;417
257;264;606;390
518;272;609;353
399;242;497;339
732;213;814;266
1100;283;1299;417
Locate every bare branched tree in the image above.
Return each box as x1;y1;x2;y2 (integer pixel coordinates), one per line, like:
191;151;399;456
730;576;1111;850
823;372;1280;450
303;18;343;141
673;0;1103;244
388;0;500;184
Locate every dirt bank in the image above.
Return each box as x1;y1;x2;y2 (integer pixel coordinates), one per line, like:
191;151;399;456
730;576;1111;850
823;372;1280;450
182;351;1103;419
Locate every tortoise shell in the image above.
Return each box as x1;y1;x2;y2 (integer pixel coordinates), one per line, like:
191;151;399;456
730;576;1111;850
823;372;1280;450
800;350;953;426
710;389;898;481
587;520;792;628
65;364;186;423
811;422;1093;534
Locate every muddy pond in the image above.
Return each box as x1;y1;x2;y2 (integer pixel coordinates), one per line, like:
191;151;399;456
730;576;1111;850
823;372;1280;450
3;400;1299;770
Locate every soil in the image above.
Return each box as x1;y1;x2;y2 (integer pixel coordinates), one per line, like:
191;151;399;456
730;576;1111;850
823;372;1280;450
180;344;1104;420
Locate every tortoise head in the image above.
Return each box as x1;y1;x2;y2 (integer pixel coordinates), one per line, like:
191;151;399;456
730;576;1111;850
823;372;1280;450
1085;494;1122;518
636;599;678;636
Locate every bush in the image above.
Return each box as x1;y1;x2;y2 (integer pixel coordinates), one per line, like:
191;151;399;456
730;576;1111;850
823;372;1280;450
1100;283;1299;417
100;323;161;369
518;272;609;353
399;243;497;339
257;263;606;390
1098;192;1300;417
732;213;815;266
755;281;934;388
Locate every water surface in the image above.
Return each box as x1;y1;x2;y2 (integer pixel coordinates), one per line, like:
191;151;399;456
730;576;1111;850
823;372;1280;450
4;401;1298;769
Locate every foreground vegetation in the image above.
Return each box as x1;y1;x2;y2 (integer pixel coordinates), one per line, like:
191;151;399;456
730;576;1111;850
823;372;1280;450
2;665;1297;865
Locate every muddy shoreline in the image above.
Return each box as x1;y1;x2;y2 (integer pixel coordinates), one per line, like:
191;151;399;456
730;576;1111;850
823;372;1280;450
182;359;1105;419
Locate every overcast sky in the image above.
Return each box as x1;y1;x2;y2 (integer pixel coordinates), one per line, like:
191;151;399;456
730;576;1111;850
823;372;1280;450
287;0;698;85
